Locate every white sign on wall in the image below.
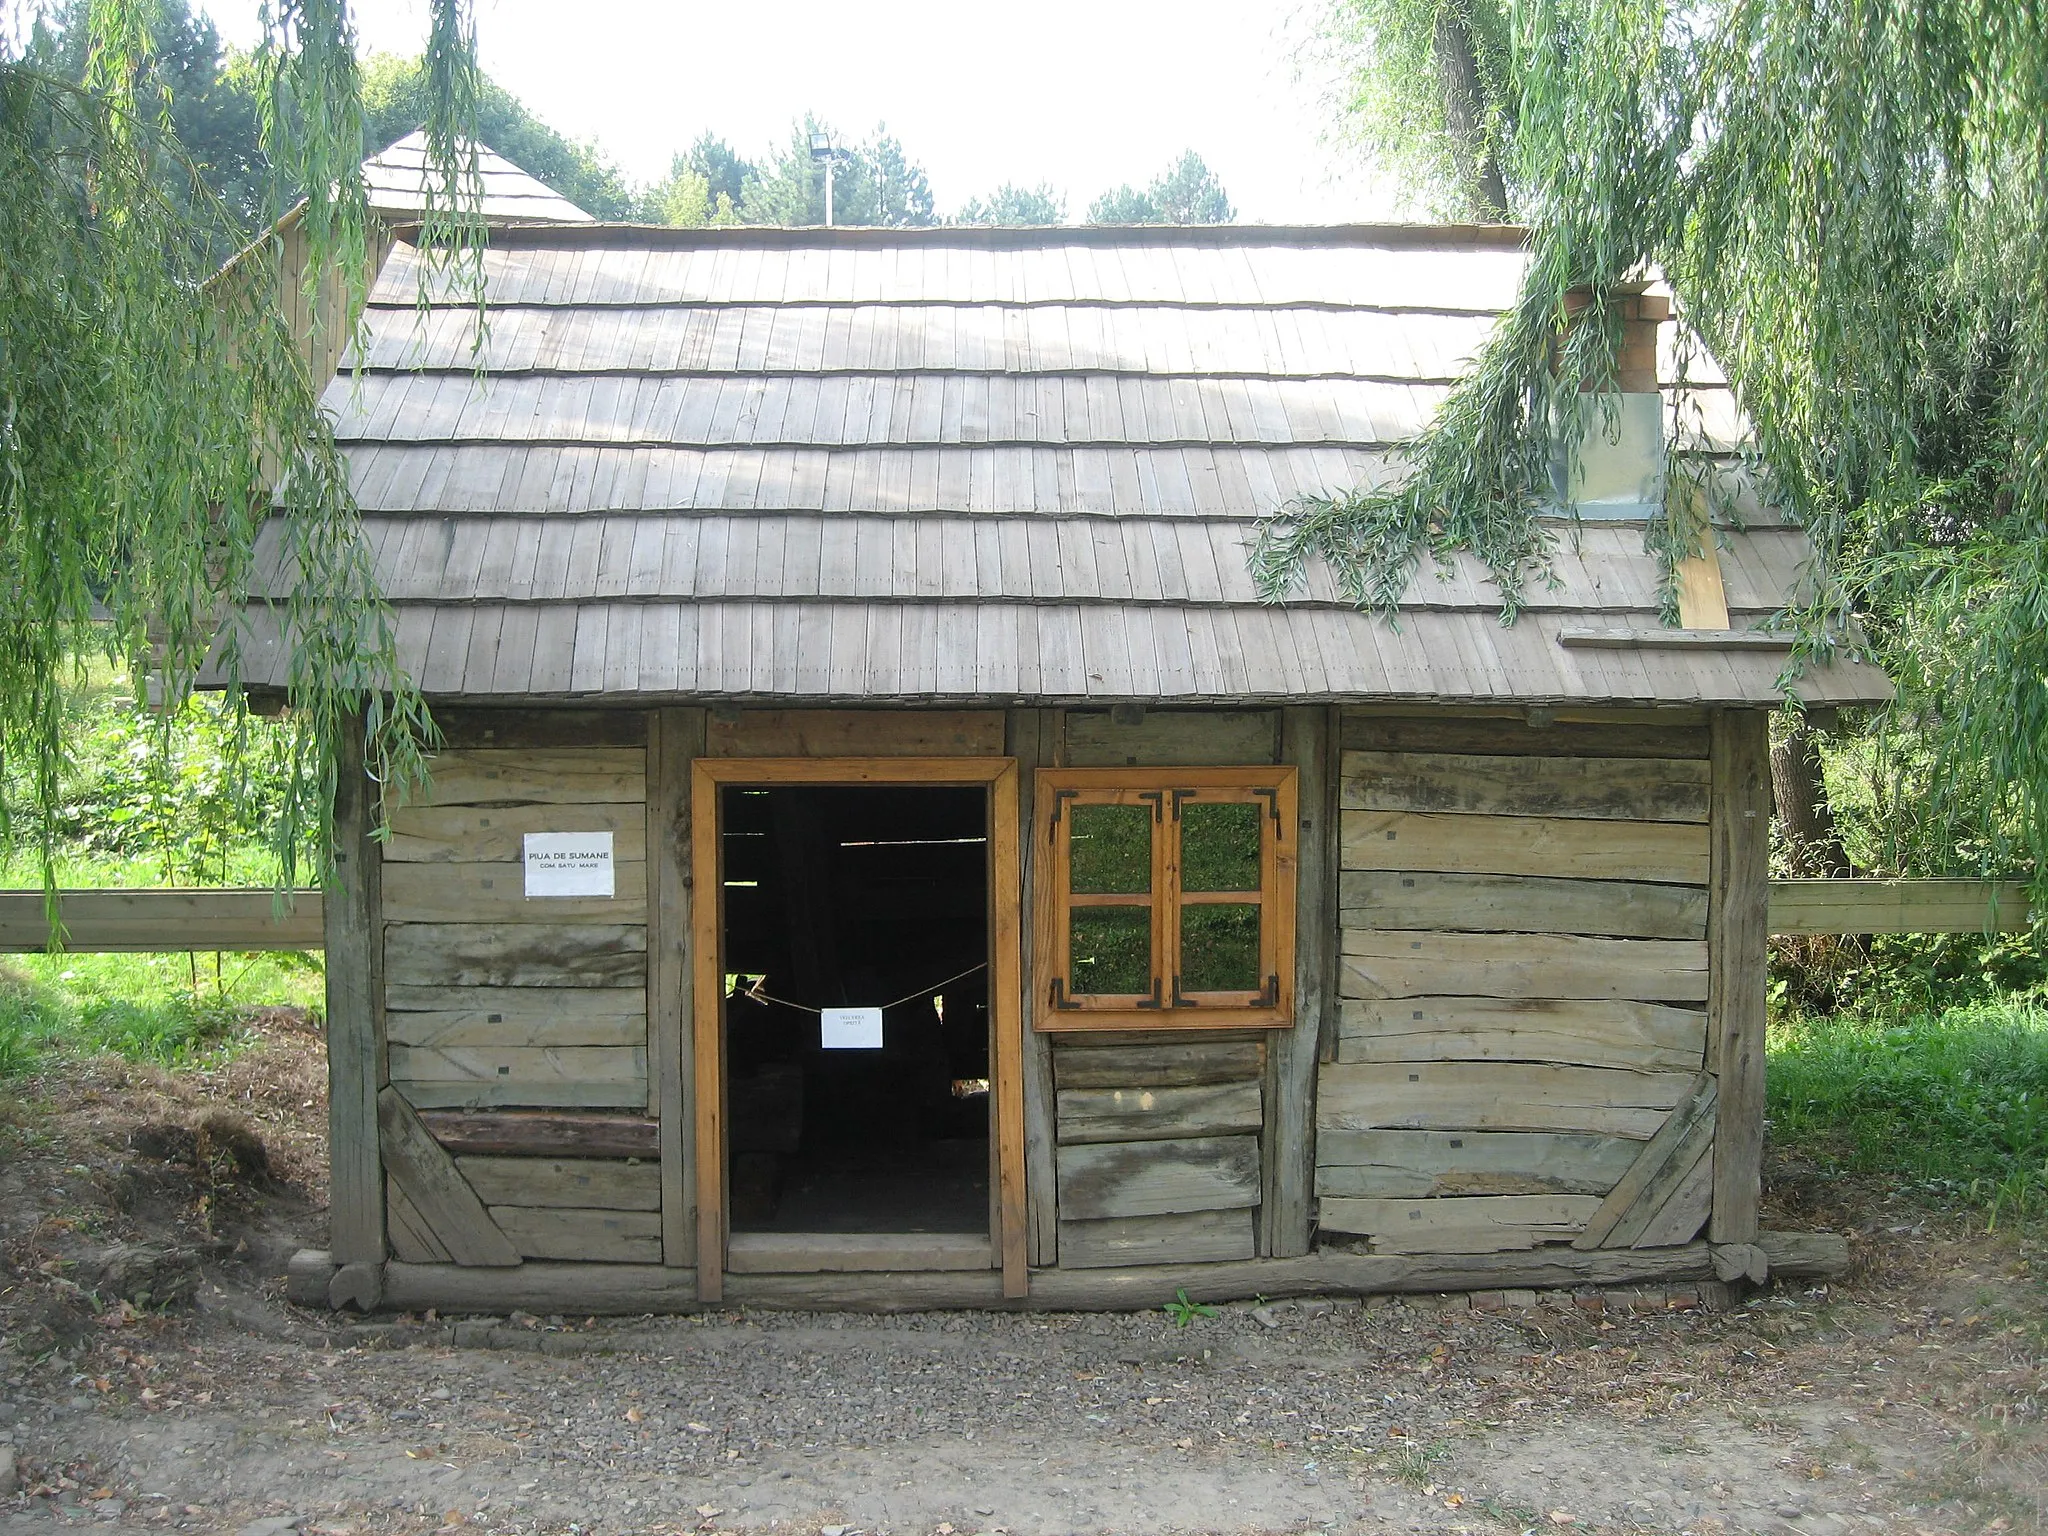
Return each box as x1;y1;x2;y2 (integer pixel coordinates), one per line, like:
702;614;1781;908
522;831;615;898
820;1006;884;1050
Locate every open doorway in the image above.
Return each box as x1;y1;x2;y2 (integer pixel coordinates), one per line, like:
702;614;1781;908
718;783;990;1237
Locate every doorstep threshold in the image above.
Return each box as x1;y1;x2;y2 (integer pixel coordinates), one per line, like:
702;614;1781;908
725;1231;995;1273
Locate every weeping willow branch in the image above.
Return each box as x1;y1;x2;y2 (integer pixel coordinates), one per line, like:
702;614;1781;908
1;0;484;905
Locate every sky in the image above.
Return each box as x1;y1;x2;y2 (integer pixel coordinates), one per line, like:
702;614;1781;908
194;0;1395;223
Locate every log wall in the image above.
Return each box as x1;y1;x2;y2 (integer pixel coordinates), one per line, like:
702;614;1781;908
1317;710;1721;1255
378;720;661;1268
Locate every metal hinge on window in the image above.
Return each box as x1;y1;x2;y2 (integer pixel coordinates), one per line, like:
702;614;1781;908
1136;790;1164;822
1253;786;1282;837
1048;977;1080;1010
1048;789;1079;840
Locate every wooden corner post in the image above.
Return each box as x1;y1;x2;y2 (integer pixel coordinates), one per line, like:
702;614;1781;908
1707;710;1771;1243
690;758;726;1303
326;715;386;1268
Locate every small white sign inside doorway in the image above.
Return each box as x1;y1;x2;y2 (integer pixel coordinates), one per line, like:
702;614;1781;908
819;1006;884;1050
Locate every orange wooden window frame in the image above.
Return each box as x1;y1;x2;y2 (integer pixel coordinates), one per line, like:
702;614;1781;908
1033;766;1298;1033
689;757;1026;1304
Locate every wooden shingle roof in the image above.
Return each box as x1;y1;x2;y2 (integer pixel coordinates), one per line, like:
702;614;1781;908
361;131;595;224
230;223;1890;706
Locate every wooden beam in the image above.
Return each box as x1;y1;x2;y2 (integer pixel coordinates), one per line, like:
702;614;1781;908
991;756;1030;1299
1707;710;1770;1244
689;758;726;1304
377;1087;521;1268
1769;878;2032;934
648;708;704;1269
0;888;323;953
1264;705;1332;1257
416;1110;658;1159
314;1228;1846;1313
1012;708;1061;1268
1572;1073;1717;1250
326;722;384;1267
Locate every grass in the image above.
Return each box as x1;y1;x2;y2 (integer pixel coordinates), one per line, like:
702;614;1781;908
1768;999;2048;1227
0;949;323;1080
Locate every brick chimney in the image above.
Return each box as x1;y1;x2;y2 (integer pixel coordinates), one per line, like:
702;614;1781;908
1555;286;1671;519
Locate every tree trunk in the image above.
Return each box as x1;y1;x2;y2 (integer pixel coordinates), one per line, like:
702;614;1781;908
1433;7;1510;222
1770;714;1852;878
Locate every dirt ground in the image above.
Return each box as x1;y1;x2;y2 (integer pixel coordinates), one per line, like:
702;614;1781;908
0;1016;2042;1536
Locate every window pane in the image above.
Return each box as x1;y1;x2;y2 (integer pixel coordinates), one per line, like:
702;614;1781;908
1069;803;1152;894
1180;904;1261;993
1070;907;1152;996
1181;801;1261;892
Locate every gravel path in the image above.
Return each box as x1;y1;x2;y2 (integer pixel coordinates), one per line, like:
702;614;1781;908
0;1281;1993;1536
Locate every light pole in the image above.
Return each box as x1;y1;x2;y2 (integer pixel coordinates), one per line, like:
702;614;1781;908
808;130;837;227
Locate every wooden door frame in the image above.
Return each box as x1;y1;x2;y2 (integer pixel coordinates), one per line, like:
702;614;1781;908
688;756;1026;1303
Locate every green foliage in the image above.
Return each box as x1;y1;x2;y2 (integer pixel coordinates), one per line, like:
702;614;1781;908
24;0;270;252
1;1;460;895
360;51;637;219
1272;0;2048;881
0;950;323;1080
742;116;936;228
1164;1286;1218;1326
955;182;1066;226
1769;1002;2048;1227
1311;0;1515;219
1086;151;1235;225
0;664;309;887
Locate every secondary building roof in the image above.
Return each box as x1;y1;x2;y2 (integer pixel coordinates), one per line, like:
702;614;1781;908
231;222;1890;707
361;130;595;224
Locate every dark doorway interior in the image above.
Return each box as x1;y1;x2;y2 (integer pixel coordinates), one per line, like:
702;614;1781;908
719;784;990;1235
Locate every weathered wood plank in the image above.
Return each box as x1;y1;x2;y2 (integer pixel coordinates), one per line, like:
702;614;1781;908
384;983;646;1013
1339;871;1706;940
391;1045;648;1109
1064;710;1279;766
707;708;1005;757
1052;1039;1265;1089
354;1230;1841;1314
725;1233;994;1273
1337;997;1706;1072
1708;711;1770;1244
1340;750;1709;823
454;1156;661;1211
1338;712;1710;760
1319;1193;1601;1252
385;1178;452;1265
376;1086;520;1267
383;923;648;989
649;707;704;1268
0;888;324;954
326;725;384;1266
990;756;1029;1299
1014;708;1059;1267
417;748;646;807
426;708;647;750
1314;1128;1640;1198
1058;1209;1256;1269
1055;1081;1263;1144
488;1205;662;1263
1634;1142;1713;1248
1574;1072;1717;1250
383;803;648;863
1267;704;1333;1259
1317;1061;1694;1138
1340;932;1709;1002
1342;810;1708;883
381;860;648;923
385;998;646;1049
1769;878;2033;935
419;1110;659;1159
1056;1134;1262;1221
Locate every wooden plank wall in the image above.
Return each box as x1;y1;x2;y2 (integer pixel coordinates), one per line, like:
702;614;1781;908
1047;709;1281;1268
1317;710;1719;1255
378;714;660;1267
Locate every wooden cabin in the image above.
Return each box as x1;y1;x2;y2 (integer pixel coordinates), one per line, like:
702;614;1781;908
232;217;1892;1313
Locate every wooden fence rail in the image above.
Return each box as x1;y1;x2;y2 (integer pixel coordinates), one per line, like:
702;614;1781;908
0;889;323;953
0;880;2034;955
